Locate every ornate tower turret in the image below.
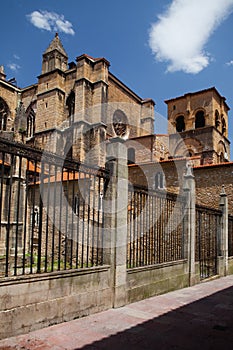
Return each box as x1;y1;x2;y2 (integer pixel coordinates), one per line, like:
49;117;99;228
42;33;68;74
36;34;68;134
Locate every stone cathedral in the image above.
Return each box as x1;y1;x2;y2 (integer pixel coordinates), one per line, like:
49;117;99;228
0;33;233;268
0;33;231;172
1;33;233;341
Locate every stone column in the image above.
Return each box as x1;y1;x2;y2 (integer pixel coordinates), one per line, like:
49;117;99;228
219;185;228;276
183;162;196;286
104;137;128;308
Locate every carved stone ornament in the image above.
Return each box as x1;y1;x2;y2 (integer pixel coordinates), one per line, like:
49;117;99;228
112;110;128;139
15;102;27;133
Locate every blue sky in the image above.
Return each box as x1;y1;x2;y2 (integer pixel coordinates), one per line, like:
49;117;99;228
1;0;233;154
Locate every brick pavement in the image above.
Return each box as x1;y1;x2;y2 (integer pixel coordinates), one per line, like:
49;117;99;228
1;275;233;349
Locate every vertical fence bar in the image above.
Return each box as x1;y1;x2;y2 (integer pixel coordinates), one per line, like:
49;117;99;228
229;216;233;257
14;156;22;276
5;154;14;277
70;169;75;269
99;175;104;266
64;171;69;270
44;163;51;272
0;152;5;242
30;161;37;274
152;193;155;265
22;161;29;275
37;161;44;273
75;181;80;269
51;165;57;272
0;153;5;276
86;174;91;267
58;166;63;271
91;175;97;267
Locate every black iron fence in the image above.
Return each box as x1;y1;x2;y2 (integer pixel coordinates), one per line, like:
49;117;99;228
195;205;222;280
127;185;186;268
228;215;233;257
0;138;109;278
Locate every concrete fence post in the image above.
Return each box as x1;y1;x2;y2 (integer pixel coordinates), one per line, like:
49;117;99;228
183;162;196;286
219;185;228;276
104;137;128;308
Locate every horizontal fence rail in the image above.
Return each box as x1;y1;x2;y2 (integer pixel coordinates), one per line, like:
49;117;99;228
195;205;222;280
127;185;186;268
229;215;233;257
0;139;109;279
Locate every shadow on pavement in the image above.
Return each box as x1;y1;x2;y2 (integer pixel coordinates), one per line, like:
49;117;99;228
79;286;233;350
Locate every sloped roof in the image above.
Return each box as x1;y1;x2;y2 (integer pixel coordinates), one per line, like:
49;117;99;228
31;171;90;185
164;86;230;110
44;33;68;57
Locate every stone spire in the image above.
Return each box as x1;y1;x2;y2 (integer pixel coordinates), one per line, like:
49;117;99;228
44;33;68;57
42;33;68;74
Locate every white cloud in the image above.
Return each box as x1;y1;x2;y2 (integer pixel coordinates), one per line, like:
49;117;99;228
226;60;233;66
27;10;75;35
13;54;20;60
149;0;233;74
7;63;21;72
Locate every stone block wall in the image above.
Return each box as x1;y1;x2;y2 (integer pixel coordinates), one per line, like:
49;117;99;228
128;159;187;193
194;163;233;213
0;267;112;339
127;261;189;303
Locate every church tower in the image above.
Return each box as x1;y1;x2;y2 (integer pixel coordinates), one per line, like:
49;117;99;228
41;32;68;74
165;87;230;164
36;33;68;133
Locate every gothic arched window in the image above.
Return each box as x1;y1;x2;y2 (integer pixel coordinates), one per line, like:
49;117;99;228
185;150;193;158
221;116;226;136
66;90;75;124
73;194;80;215
195;110;205;129
0;97;9;131
64;132;73;159
26;108;35;138
219;152;224;163
176;115;185;132
155;172;165;190
215;110;220;129
128;147;135;164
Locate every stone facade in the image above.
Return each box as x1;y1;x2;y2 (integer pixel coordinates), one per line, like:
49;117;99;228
0;34;155;167
0;34;231;170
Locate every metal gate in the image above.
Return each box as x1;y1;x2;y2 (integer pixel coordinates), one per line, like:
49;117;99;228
127;184;186;268
0;138;109;278
195;205;222;280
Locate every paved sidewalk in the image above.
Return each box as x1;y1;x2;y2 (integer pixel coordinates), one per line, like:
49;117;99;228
1;275;233;350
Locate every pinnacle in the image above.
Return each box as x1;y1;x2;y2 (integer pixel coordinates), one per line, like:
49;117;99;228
44;33;68;57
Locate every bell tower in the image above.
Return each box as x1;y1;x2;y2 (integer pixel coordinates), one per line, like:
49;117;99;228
165;87;230;164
